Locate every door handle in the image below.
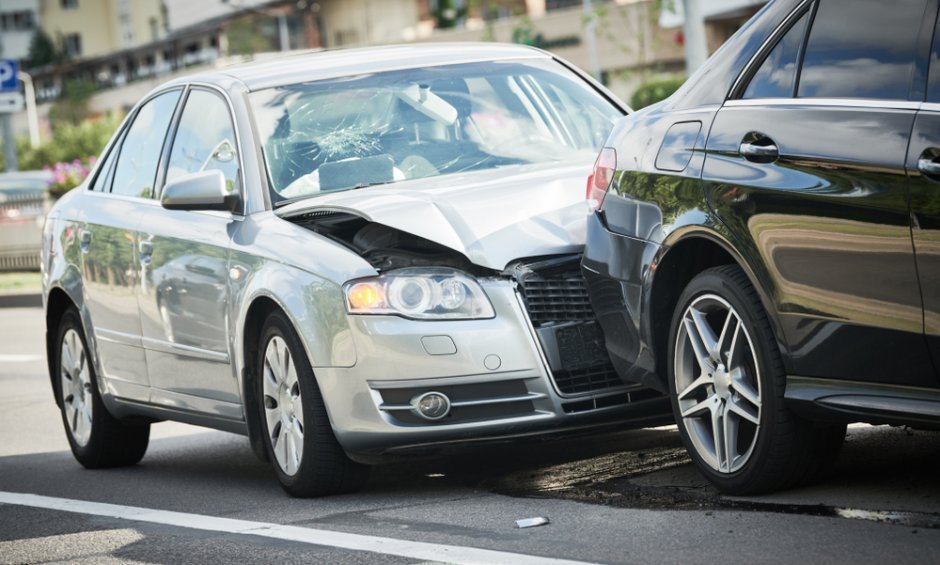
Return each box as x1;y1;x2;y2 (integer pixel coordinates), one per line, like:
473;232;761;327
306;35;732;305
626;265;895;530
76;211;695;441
79;229;91;252
139;240;153;265
917;150;940;182
740;138;779;163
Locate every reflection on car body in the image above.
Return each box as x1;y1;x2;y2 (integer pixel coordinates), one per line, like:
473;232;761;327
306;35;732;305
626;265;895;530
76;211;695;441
42;43;671;497
581;0;940;496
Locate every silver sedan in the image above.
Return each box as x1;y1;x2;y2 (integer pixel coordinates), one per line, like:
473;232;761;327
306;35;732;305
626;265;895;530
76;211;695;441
42;43;670;496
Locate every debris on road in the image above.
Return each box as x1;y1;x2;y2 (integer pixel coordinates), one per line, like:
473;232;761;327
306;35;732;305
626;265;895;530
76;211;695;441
515;516;550;529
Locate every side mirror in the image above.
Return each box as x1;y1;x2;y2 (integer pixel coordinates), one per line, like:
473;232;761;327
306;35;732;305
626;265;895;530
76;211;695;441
161;170;241;213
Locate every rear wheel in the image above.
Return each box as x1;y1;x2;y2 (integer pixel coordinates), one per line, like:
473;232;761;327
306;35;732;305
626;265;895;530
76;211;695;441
257;310;369;497
56;307;150;468
667;266;845;494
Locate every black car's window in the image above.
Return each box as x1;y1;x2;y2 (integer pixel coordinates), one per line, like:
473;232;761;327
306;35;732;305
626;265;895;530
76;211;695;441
110;90;181;198
798;0;929;100
929;9;940;102
165;89;240;195
89;130;124;192
743;10;809;99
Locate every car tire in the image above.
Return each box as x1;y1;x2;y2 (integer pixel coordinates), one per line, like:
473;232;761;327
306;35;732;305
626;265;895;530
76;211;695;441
667;265;845;495
55;307;150;468
257;310;369;497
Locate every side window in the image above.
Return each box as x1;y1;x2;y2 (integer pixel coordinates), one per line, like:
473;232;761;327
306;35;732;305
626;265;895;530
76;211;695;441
89;130;123;192
929;11;940;102
110;90;181;198
743;11;809;99
798;0;929;99
165;89;240;194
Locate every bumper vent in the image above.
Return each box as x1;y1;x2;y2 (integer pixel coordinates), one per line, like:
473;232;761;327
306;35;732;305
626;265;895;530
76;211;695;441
514;256;625;396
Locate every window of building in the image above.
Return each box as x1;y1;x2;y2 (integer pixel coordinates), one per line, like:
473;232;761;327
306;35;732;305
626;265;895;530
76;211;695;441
63;33;82;58
110;90;182;198
60;0;78;10
742;11;808;99
798;0;929;100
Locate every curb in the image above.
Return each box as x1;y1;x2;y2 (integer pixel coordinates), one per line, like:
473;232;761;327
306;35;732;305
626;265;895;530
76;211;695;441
0;293;42;308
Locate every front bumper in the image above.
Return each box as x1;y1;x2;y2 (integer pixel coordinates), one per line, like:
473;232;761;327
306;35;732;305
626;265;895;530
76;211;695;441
581;211;665;393
316;277;669;459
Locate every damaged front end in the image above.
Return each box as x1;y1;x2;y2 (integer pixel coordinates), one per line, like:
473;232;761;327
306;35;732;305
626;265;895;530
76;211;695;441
284;209;666;442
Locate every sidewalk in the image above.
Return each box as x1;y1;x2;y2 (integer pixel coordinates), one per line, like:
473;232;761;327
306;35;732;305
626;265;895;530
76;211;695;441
0;272;42;308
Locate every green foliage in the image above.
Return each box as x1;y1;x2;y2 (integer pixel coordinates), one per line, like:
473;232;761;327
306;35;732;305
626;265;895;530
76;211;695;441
4;113;123;172
49;79;97;125
23;30;61;69
433;0;467;29
629;77;686;109
226;18;276;56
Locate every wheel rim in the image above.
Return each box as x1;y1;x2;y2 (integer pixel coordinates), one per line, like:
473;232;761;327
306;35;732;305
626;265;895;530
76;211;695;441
262;335;304;476
674;294;762;474
60;328;93;447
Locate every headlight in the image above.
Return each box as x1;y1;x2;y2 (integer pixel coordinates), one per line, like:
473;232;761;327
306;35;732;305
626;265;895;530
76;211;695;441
344;268;495;320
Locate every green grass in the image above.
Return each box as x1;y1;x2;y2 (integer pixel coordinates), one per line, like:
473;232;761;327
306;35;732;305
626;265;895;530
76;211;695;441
0;271;41;293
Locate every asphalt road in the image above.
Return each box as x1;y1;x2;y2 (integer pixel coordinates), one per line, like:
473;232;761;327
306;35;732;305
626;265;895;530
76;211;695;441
1;305;938;564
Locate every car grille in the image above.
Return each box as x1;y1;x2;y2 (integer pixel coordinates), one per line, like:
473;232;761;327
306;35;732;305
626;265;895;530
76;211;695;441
515;257;625;396
520;269;594;325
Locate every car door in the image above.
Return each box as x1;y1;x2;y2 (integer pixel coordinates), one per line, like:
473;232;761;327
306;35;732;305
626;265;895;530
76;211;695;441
702;0;937;387
80;89;182;401
909;13;940;379
137;87;242;416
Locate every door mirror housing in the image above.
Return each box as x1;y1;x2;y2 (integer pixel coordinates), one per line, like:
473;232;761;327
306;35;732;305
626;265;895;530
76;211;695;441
161;170;241;213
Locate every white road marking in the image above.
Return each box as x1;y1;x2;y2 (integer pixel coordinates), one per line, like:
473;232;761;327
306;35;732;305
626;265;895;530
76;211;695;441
0;491;596;565
0;354;42;363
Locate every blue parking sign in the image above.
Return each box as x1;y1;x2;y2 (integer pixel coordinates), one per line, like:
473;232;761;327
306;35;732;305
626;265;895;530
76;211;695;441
0;60;18;91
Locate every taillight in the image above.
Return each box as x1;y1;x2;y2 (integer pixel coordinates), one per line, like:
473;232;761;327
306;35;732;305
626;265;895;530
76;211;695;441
586;147;616;213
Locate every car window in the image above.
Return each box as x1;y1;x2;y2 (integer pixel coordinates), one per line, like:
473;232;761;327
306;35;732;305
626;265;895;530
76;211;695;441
89;130;123;192
798;0;929;100
110;90;181;198
929;9;940;102
742;10;809;99
249;59;622;204
165;89;240;195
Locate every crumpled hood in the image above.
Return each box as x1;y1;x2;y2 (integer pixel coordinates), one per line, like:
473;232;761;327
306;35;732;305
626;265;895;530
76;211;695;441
276;162;593;271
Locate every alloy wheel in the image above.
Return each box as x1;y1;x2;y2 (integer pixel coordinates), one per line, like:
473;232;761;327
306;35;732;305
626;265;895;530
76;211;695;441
262;335;305;476
674;293;762;474
60;328;93;447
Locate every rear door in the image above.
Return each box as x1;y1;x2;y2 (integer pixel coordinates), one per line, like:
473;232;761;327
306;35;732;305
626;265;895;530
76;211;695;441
137;87;243;417
80;89;182;401
702;0;937;387
909;10;940;377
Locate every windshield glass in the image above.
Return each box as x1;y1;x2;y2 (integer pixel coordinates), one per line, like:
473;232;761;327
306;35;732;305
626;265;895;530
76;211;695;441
249;59;622;204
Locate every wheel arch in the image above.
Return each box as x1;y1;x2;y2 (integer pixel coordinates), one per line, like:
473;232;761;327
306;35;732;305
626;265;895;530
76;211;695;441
45;285;82;408
649;229;791;388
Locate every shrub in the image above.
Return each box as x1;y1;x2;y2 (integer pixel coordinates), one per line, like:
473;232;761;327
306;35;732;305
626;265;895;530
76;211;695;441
46;157;96;198
629;77;686;110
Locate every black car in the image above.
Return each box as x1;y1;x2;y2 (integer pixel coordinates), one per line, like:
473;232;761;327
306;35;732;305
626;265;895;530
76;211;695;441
582;0;940;494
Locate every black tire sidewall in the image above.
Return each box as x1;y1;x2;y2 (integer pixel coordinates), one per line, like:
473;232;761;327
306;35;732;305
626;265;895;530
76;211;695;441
257;311;330;493
666;267;785;492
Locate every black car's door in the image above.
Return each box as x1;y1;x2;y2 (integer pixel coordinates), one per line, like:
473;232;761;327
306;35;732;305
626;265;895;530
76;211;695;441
702;0;937;387
909;13;940;378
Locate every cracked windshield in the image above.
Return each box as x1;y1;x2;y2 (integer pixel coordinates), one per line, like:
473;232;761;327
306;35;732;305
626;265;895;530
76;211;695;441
250;60;621;204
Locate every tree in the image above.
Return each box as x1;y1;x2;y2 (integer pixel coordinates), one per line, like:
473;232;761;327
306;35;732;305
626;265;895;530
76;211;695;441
49;79;97;126
23;30;61;69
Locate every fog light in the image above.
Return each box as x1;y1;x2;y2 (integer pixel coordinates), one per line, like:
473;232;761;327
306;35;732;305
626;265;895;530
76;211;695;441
410;391;451;421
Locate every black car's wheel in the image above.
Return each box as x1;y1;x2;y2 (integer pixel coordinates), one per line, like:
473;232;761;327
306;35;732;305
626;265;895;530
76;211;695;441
257;310;369;497
56;307;150;468
667;266;845;494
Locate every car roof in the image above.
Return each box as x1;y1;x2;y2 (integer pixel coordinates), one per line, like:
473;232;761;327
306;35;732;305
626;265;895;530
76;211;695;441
170;42;552;92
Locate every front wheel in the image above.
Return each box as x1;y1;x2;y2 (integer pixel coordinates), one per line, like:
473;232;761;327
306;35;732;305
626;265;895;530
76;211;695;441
56;307;150;468
667;266;845;494
257;310;369;497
